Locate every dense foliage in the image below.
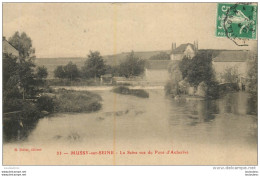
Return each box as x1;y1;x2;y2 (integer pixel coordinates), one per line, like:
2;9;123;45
54;62;80;80
166;51;219;99
3;32;44;105
220;67;239;83
117;51;145;78
8;31;35;58
3;32;46;141
112;86;149;98
36;66;48;79
81;51;106;79
179;52;215;87
54;89;102;112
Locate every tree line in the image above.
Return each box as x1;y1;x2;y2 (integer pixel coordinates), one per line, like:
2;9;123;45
54;51;146;80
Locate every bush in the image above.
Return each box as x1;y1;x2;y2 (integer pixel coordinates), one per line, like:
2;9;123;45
220;67;239;83
21;102;42;121
218;83;239;93
55;90;102;112
43;86;55;93
112;86;149;98
113;86;131;94
131;89;149;98
37;95;56;112
3;98;24;113
54;62;80;80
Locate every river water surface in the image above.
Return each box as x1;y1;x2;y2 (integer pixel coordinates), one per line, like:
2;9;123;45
3;88;257;165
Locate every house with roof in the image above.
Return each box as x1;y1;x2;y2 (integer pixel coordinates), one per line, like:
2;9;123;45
144;41;199;85
170;41;198;60
145;60;171;85
212;50;250;84
3;37;19;57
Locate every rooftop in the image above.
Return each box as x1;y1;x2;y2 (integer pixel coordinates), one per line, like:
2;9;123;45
3;38;19;57
212;50;250;62
172;43;195;54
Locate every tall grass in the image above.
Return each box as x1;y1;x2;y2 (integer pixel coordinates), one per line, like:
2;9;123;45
55;89;102;112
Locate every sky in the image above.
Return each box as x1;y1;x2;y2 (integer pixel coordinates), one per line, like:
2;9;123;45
3;3;256;58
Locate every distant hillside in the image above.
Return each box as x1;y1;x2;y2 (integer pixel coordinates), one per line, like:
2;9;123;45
103;50;171;66
35;50;171;78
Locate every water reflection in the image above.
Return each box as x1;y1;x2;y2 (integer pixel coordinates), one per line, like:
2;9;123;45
3;90;257;149
169;92;257;125
247;94;258;115
168;92;257;146
3;118;40;142
169;99;218;126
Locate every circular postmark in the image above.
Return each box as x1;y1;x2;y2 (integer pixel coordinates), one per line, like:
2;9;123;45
222;3;257;46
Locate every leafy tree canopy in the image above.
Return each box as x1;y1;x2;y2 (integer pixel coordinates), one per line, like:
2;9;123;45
187;52;214;86
179;52;215;87
5;32;39;99
81;51;106;79
8;31;35;59
118;51;145;78
54;62;80;80
36;66;48;79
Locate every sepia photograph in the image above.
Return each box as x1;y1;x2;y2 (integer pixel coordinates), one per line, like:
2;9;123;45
2;2;258;168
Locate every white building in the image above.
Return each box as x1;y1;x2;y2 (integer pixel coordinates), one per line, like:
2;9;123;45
212;50;250;84
145;60;171;85
170;41;198;60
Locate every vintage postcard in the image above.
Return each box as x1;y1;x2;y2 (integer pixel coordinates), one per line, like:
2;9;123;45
2;2;258;168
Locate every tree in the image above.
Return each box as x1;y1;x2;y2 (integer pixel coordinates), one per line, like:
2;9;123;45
36;66;48;79
179;56;191;79
3;53;23;111
9;31;35;59
220;67;239;83
7;31;38;99
3;53;19;88
81;51;106;80
149;52;170;60
54;65;66;79
186;51;215;87
63;62;80;80
54;62;80;80
118;51;145;78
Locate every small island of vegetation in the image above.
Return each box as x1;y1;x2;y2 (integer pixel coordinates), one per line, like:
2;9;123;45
112;86;149;98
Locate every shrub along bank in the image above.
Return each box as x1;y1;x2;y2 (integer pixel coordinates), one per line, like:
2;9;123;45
112;86;149;98
37;89;102;113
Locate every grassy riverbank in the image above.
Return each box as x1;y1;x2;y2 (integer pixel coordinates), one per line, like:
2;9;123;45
3;88;102;142
54;89;102;112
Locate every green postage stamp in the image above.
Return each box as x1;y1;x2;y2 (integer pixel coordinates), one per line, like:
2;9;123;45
216;3;257;40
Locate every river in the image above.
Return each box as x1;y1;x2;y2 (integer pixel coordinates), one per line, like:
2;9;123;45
3;88;257;165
